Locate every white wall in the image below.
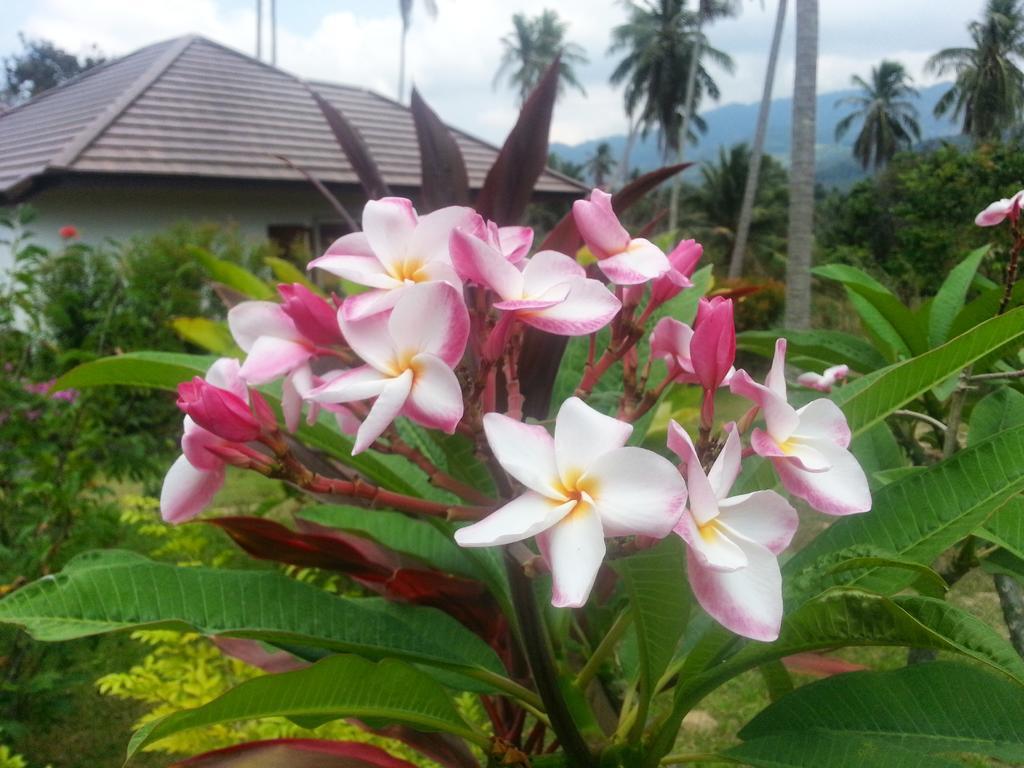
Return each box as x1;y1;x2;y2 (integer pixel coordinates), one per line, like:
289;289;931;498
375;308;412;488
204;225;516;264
0;179;361;280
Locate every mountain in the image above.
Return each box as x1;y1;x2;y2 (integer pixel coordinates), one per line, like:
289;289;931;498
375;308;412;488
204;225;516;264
551;82;961;189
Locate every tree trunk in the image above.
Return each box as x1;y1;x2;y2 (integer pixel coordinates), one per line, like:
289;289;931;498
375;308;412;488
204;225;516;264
618;118;639;188
729;0;787;278
784;0;817;330
668;16;706;234
398;23;408;102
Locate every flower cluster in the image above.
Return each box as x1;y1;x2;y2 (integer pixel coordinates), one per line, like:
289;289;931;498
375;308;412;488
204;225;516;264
160;191;872;641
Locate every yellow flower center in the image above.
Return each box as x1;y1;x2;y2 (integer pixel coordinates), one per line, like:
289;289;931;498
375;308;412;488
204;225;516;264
388;258;425;283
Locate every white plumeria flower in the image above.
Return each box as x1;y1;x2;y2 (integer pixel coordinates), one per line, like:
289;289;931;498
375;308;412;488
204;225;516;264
731;339;871;516
455;397;687;608
668;421;798;642
308;198;474;320
310;282;469;454
796;364;849;393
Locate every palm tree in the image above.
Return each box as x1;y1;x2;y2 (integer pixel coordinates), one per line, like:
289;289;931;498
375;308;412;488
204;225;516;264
493;10;589;105
729;0;787;278
585;143;616;188
398;0;438;103
835;61;921;170
609;1;734;167
928;0;1024;141
784;0;817;331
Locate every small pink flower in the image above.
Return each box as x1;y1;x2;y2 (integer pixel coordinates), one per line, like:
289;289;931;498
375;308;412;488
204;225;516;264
691;297;736;392
650;238;701;308
975;190;1024;227
59;225;78;239
177;377;261;445
730;339;871;516
572;189;670;285
797;364;849;393
669;421;798;642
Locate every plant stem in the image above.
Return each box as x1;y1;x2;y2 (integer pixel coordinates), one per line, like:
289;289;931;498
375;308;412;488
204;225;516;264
967;368;1024;382
383;430;496;506
575;609;633;690
505;555;595;766
892;409;947;434
660;753;724;765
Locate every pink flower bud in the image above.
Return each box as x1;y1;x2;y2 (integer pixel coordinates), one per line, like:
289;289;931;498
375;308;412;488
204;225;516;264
650;239;702;307
278;283;342;346
691;297;736;391
177;377;261;442
248;389;279;433
572;189;630;260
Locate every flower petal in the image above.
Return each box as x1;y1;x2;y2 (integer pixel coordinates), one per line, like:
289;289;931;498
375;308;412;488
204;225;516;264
339;288;404;322
309;365;388;404
498;225;534;263
520;250;586;297
554;397;632;483
450;228;523;299
414;260;464;289
650;317;694;371
321;230;374;258
387;282;469;367
238;336;312;385
572;189;629;260
538;504;606;608
352;369;414;454
454;492;574;547
519;278;621;336
410;205;475;264
596;239;670;285
688;537;784;641
483;412;562;499
717;490;799;555
730;369;800;441
794;398;853;449
228;301;299;351
307;253;397;289
586;446;687;538
667;421;718;527
675;514;747;571
773;438;872;516
204;358;247;401
362;198;418;270
707;424;742;501
403;353;464;433
160;454;224;524
339;309;396;372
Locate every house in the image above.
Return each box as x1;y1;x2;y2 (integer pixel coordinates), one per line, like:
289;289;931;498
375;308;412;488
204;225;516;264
0;34;584;272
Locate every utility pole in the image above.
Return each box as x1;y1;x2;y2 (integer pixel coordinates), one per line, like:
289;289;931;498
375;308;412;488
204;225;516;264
270;0;277;65
256;0;262;60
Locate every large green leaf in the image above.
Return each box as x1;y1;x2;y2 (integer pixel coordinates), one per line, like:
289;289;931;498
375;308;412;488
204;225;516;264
613;537;688;728
967;386;1024;446
393;421;496;496
735;662;1024;764
646;589;1024;765
170;318;241;356
723;733;961;768
189;245;276;300
785;424;1024;595
0;551;507;687
55;350;215;391
833;305;1024;438
928;245;989;347
128;655;486;758
737;329;888;374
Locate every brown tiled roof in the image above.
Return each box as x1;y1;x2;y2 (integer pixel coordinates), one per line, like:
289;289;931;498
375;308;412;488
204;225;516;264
0;35;584;202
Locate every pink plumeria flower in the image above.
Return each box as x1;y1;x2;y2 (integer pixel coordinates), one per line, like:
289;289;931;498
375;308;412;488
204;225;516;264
691;297;736;392
572;189;671;285
161;358;248;523
797;364;849;393
308;198;473;320
649;238;701;308
730;339;871;516
975;190;1024;227
651;316;736;386
455;397;687;608
668;421;798;642
310;282;469;454
451;228;621;343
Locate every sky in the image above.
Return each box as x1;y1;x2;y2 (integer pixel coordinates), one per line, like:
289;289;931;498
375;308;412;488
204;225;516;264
0;0;984;146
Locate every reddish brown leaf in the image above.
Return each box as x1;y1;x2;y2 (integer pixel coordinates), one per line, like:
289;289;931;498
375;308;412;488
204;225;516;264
311;89;390;200
410;87;470;211
782;652;868;677
212;637;309;674
475;56;561;225
351;724;480;768
171;739;420;767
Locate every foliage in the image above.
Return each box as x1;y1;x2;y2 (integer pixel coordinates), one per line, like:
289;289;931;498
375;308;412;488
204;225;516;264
818;140;1024;297
834;60;921;170
1;34;105;105
493;10;588;105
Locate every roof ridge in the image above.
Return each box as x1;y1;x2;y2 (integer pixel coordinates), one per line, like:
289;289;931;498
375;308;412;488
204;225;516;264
49;35;198;170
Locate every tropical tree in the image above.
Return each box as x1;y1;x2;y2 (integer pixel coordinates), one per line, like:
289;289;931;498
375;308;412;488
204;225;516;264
927;0;1024;141
584;142;616;188
493;10;588;105
2;34;105;105
687;143;788;269
835;60;921;171
397;0;438;103
609;0;734;168
729;0;788;278
785;0;817;330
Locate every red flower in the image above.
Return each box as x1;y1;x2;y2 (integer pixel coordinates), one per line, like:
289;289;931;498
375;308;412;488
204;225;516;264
59;225;78;239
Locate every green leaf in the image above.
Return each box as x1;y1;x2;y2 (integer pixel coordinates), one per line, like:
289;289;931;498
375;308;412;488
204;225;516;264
0;551;507;686
723;732;962;768
950;279;1024;339
737;329;888;374
614;537;688;723
978;498;1024;560
968;386;1024;446
189;245;275;299
928;245;989;347
833;305;1024;438
54;351;214;391
128;655;485;757
736;662;1024;764
170;317;241;356
394;421;496;496
786;424;1024;595
265;255;318;290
